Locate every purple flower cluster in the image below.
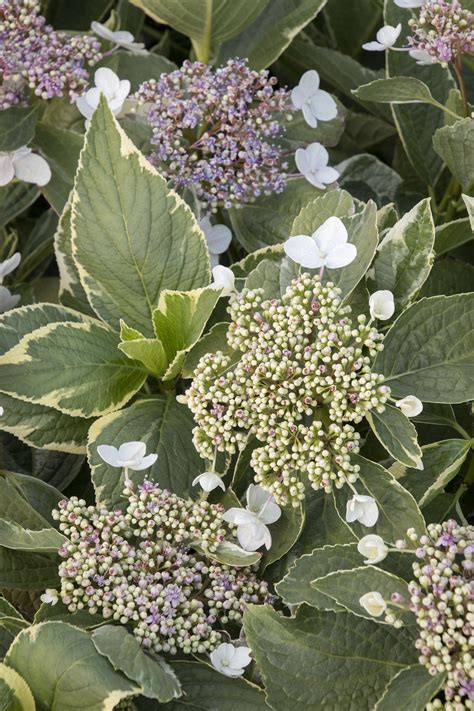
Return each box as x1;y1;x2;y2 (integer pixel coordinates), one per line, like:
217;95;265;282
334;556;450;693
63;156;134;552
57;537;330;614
135;59;292;211
406;520;473;709
408;0;474;63
53;480;270;656
0;0;101;110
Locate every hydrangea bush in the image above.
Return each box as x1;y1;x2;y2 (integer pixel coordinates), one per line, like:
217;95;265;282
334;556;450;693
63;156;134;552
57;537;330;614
0;0;472;709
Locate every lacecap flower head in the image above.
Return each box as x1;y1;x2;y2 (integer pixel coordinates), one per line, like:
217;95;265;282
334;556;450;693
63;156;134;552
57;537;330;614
0;0;101;109
187;273;390;506
53;479;271;656
135;58;292;211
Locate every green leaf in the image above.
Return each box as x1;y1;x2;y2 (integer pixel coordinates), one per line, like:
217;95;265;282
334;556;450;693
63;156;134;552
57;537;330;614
229;179;319;252
463;194;474;229
54;204;95;316
245;259;282;300
0;475;54;530
0;304;95;452
0;548;59;590
0;183;38;228
311;566;412;624
276;543;361;610
244;605;417;710
291;189;354;235
1;471;62;527
328;201;378;299
219;0;326;70
367;404;423;470
334;455;426;543
0;393;93;453
385;2;455;185
119;320;167;377
433;117;474;187
5;622;140;710
292;490;357;554
434;218;473;256
0;320;146;418
232;245;284;277
0;302;91;357
0;521;65;553
419;259;474;298
263;505;304;569
353;77;443;107
336;154;402;208
44;0;113;30
375;666;445;711
392;439;471;507
182;322;231;378
14;209;57;283
412;402;457;428
374;294;474;403
370;198;435;312
344;111;396;151
130;0;267;60
0;106;38;152
33;123;83;215
88;396;203;507
91;625;181;702
164;660;268;710
200;540;261;567
152;287;220;379
71;98;210;336
0;663;35;711
324;0;383;56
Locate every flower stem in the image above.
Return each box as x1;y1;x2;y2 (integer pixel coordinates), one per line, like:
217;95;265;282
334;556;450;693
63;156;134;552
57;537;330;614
452;58;469;117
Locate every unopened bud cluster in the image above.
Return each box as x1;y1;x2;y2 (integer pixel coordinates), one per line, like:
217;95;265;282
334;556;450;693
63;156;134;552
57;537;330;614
408;0;474;64
135;58;291;211
53;480;269;656
0;0;101;110
407;521;473;709
187;274;389;506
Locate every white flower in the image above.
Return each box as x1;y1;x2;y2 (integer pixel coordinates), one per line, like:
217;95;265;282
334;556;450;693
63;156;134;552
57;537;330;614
200;217;232;268
284;216;357;270
295;142;339;189
0;286;20;313
222;484;281;552
97;441;158;470
369;290;395;321
345;494;379;527
0;252;21;284
192;471;225;492
409;48;437;65
357;534;388;565
395;395;423;418
210;643;252;677
394;0;423;7
359;591;387;617
40;589;59;606
291;70;338;128
0;406;3;416
0;146;51;187
76;68;131;124
362;24;402;51
91;21;147;54
210;265;235;297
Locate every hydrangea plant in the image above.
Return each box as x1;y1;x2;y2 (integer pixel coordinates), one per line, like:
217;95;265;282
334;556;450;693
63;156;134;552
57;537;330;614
0;0;472;709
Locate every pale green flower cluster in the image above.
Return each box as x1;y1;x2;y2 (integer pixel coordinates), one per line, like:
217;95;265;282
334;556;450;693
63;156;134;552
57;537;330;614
187;274;389;506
